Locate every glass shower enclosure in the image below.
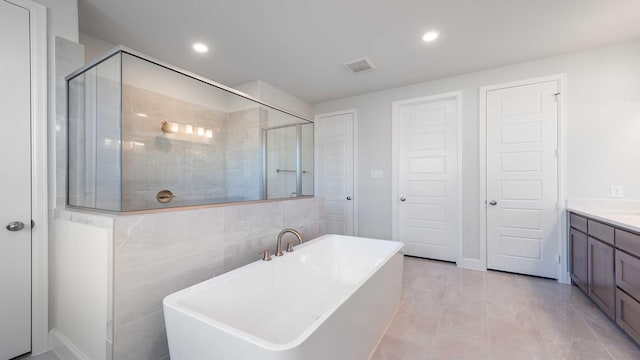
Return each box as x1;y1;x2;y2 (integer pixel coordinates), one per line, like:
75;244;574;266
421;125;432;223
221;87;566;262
67;46;313;212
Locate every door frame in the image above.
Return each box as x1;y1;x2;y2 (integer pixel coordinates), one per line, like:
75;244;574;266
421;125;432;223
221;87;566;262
314;108;358;236
478;74;568;282
391;91;463;264
5;0;49;354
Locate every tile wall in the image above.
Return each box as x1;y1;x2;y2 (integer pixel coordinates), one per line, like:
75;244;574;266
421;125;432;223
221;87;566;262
112;197;325;359
225;107;267;201
121;84;229;210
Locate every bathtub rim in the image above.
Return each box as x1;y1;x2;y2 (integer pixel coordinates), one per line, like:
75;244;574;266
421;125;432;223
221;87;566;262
163;234;404;351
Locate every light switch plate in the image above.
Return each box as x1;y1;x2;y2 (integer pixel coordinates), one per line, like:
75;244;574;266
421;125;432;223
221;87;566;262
610;185;624;198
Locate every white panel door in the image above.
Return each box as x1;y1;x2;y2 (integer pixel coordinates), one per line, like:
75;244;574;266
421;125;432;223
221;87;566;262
395;96;459;261
0;0;32;358
316;111;354;235
486;80;559;278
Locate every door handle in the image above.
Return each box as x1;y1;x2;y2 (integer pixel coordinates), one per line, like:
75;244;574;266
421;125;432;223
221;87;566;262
6;221;25;231
489;200;497;206
400;197;406;202
346;196;352;200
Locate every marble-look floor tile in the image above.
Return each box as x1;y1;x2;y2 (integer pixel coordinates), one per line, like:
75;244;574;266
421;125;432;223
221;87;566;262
606;344;640;360
386;299;442;340
577;305;639;352
372;256;640;360
371;333;436;360
534;307;598;345
26;352;60;360
546;339;614;360
433;335;491;360
438;307;488;338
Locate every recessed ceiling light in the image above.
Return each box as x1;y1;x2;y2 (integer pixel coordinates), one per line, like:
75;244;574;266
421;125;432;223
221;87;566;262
193;43;209;53
422;31;439;42
136;113;147;117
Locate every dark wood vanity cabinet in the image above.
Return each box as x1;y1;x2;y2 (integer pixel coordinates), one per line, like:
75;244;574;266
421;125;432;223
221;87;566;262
570;214;615;319
587;236;615;319
570;228;588;292
569;211;640;344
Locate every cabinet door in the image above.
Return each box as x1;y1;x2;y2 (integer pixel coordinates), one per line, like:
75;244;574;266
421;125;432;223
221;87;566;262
616;250;640;300
616;288;640;345
588;237;615;319
570;229;588;292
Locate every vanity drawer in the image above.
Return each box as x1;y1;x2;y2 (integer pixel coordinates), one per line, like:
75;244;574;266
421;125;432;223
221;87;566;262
570;213;588;233
616;288;640;345
616;250;640;300
617;229;640;258
588;219;614;245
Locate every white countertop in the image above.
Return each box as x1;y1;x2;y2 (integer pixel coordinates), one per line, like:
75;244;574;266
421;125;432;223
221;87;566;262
568;207;640;234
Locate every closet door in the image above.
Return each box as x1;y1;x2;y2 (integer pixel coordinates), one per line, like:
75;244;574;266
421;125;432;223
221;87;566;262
485;80;560;278
393;95;460;262
316;110;355;235
0;1;32;358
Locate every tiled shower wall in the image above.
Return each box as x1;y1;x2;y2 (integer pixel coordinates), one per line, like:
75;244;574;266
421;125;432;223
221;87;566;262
112;197;325;359
225;107;267;201
121;84;229;210
70;75;279;211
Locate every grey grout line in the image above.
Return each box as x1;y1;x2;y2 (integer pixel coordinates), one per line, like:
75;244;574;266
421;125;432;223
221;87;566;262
114;242;226;275
114;309;164;332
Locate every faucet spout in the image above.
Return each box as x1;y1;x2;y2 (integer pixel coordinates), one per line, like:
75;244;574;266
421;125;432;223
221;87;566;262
275;228;303;256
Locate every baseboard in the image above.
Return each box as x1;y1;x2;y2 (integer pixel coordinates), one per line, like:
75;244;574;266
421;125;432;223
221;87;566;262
49;329;90;360
457;257;485;271
558;271;571;285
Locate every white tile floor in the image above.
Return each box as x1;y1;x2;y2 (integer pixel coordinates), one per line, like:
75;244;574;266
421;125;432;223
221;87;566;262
372;256;640;360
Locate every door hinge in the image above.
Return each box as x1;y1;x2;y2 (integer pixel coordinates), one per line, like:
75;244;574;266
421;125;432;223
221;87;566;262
553;92;560;102
558;255;561;264
555;148;559;157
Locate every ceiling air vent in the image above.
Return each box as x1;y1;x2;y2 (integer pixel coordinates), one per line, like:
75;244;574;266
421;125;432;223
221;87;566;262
343;57;375;73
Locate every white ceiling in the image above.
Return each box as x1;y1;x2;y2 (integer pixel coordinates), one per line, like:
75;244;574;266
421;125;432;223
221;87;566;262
79;0;640;104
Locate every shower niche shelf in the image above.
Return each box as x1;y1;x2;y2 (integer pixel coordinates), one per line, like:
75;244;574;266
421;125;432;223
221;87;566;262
66;46;314;212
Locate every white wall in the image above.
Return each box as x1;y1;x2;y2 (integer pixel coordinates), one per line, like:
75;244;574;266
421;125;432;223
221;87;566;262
313;40;640;260
50;218;111;360
34;0;78;43
22;0;81;355
234;80;312;119
79;32;114;64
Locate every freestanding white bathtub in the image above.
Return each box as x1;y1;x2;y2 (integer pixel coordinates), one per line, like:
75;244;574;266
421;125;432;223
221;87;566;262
163;234;404;360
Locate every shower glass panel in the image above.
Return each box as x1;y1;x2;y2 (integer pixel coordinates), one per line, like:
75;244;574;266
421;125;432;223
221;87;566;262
264;123;314;199
68;54;122;211
265;125;298;199
67;47;313;212
301;123;314;196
